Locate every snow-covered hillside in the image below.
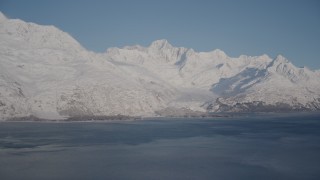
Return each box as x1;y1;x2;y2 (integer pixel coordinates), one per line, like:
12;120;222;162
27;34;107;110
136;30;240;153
0;12;176;120
0;12;319;120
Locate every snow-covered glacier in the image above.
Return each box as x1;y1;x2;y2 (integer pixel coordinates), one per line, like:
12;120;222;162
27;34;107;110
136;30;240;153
0;12;319;120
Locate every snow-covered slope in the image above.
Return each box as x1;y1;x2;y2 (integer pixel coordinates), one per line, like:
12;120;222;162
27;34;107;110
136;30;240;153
0;12;176;120
0;12;319;120
206;55;320;112
104;39;320;113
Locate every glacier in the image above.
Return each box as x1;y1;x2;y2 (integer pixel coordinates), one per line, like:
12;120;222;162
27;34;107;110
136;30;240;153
0;12;319;120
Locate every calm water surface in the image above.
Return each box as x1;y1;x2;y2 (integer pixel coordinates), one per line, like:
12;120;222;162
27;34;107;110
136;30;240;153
1;113;320;180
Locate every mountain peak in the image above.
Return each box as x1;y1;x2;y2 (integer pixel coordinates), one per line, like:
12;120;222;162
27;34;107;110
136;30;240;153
259;54;271;60
0;12;8;22
266;54;290;69
274;54;289;63
0;16;84;51
149;39;173;49
211;49;227;59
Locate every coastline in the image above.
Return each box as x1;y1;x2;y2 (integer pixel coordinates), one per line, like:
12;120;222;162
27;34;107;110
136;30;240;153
1;111;319;123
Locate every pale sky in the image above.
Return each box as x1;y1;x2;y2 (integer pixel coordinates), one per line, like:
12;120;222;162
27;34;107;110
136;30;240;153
1;0;320;69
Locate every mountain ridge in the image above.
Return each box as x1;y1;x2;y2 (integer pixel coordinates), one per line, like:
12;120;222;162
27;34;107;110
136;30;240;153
0;13;319;120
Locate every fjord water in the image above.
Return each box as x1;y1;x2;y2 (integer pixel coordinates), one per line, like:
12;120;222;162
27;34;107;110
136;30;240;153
1;114;320;180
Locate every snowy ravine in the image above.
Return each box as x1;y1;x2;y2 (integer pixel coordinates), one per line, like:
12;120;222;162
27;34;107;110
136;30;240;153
0;12;319;120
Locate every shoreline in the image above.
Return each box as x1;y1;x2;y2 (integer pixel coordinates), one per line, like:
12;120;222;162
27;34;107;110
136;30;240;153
1;111;320;123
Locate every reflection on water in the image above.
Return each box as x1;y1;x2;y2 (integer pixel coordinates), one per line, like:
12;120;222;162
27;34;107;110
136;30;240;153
1;113;320;180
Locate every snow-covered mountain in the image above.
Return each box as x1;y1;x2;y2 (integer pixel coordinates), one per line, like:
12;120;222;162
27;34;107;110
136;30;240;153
0;13;176;120
0;12;319;120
